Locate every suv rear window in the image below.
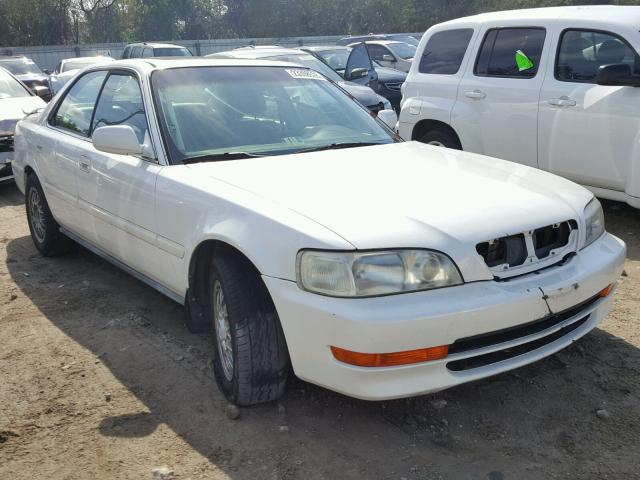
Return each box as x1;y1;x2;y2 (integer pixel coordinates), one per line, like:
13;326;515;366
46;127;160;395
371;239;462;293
419;29;474;75
475;28;546;78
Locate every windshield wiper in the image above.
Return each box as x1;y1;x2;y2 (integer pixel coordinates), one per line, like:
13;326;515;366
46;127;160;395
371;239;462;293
182;151;264;164
295;142;387;154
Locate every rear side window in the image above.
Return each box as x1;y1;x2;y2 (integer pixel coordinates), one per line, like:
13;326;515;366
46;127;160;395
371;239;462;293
142;47;153;58
51;71;108;136
556;29;640;83
131;46;143;58
419;29;474;74
475;28;546;78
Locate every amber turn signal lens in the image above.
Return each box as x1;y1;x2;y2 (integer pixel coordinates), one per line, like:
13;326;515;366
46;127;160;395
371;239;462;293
331;345;449;368
599;284;614;298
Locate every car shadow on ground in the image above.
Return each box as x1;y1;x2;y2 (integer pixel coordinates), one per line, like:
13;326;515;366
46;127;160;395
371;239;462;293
5;225;640;479
0;182;24;208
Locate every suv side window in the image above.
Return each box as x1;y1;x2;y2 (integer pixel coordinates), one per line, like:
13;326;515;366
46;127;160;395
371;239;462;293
556;29;640;83
122;46;131;59
51;71;108;136
131;46;143;58
475;28;546;78
142;47;153;58
419;28;474;75
92;73;149;144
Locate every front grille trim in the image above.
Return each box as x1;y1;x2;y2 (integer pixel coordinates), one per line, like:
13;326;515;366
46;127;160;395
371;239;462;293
442;291;604;371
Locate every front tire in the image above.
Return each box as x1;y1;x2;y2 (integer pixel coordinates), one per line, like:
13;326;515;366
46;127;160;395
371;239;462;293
420;127;462;150
209;253;289;406
25;173;74;256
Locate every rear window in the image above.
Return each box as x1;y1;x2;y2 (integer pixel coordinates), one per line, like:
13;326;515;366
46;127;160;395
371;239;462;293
419;29;474;75
153;48;192;57
475;28;546;78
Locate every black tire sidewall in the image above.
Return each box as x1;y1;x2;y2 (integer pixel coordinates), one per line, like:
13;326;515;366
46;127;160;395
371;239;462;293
421;128;461;150
25;174;57;255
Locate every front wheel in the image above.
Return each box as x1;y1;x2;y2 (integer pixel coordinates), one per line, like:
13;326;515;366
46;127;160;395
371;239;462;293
209;253;289;406
25;173;74;256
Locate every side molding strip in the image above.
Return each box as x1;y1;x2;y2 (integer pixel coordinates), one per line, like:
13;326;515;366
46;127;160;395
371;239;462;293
60;226;185;306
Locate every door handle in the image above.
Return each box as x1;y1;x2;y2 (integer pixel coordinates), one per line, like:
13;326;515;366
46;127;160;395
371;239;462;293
549;96;577;107
465;89;486;100
79;155;91;173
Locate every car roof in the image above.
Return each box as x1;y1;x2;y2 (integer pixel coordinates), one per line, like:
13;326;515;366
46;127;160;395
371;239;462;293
126;43;187;49
354;40;405;46
0;56;31;61
62;56;113;63
92;57;306;73
209;47;308;59
303;46;350;52
441;5;640;26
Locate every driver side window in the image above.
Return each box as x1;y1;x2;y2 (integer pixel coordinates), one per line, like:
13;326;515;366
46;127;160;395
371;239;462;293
367;44;392;62
52;70;108;136
92;73;149;144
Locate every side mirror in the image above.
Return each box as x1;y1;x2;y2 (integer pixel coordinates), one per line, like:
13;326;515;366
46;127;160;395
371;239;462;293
382;54;395;63
348;67;369;80
32;85;52;101
596;63;640;87
93;125;144;156
377;109;398;129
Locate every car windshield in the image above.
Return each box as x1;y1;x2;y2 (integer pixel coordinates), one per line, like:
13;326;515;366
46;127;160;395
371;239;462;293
265;54;343;83
0;58;42;76
62;60;105;73
154;48;192;57
317;49;351;72
387;43;417;60
0;69;30;99
152;66;394;164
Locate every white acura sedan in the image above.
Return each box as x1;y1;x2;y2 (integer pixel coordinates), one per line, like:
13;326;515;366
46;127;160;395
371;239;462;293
13;59;625;406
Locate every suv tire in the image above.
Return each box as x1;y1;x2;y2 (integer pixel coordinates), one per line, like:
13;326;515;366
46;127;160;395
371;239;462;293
420;127;462;150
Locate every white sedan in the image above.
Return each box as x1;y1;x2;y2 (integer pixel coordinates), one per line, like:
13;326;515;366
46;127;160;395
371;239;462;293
13;58;625;406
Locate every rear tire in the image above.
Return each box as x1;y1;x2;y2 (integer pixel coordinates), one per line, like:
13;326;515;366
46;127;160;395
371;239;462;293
209;253;289;406
420;127;462;150
25;173;74;256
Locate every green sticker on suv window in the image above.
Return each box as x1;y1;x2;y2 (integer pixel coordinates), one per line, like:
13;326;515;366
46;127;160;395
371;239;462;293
515;50;534;72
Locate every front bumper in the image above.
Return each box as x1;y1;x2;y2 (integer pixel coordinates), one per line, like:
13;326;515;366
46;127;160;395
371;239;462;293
264;233;625;400
0;139;14;183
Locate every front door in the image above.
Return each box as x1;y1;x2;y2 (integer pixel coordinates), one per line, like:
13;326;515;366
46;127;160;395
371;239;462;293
538;28;640;193
452;26;549;168
345;43;378;90
75;71;166;283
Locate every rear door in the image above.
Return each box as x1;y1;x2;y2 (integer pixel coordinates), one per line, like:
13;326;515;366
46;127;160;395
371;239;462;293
43;70;107;232
452;26;549;168
538;28;640;193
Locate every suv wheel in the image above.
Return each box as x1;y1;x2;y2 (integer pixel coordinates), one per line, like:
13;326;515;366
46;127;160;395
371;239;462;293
209;253;289;406
420;127;462;150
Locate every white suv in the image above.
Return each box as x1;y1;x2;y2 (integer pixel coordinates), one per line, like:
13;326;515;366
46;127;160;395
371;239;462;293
399;6;640;208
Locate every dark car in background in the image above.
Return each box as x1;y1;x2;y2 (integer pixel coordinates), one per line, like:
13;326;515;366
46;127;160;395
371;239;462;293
337;34;420;47
122;43;193;59
0;56;52;101
302;45;406;111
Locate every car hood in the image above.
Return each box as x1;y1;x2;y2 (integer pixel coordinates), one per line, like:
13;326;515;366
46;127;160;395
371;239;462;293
0;96;46;135
186;142;593;280
338;81;380;108
374;66;407;82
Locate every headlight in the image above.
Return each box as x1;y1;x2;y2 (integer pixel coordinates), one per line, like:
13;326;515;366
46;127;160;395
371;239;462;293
297;249;463;297
583;198;605;248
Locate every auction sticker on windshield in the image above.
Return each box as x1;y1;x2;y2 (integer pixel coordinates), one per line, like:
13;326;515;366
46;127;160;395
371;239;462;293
285;68;326;80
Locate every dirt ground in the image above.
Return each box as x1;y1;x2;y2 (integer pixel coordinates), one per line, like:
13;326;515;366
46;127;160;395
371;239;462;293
0;181;638;480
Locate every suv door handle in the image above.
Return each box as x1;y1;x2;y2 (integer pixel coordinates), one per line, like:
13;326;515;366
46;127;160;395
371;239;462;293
549;96;577;107
79;155;91;173
465;90;486;100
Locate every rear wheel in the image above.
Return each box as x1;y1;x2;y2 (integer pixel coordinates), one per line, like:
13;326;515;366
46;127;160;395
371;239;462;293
420;127;462;150
25;173;74;256
209;253;289;406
